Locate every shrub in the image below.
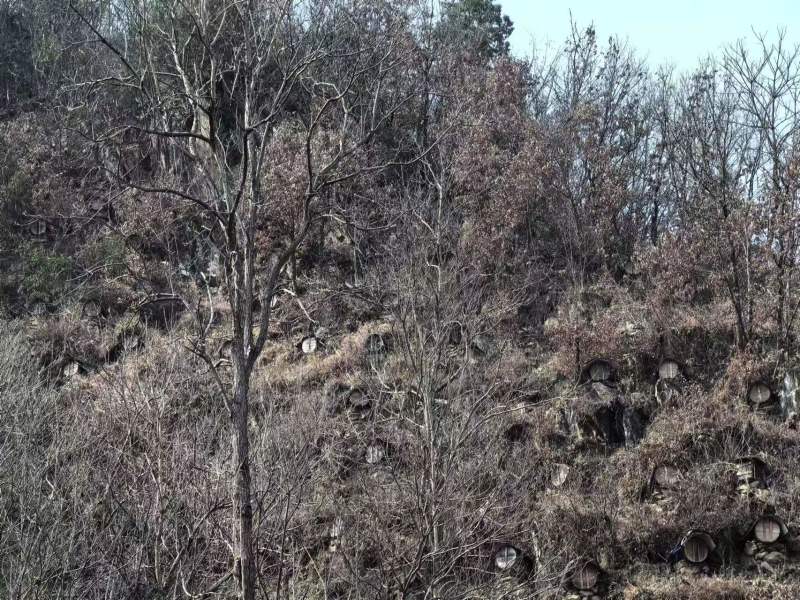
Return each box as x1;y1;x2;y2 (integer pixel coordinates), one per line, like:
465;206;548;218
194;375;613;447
18;242;72;305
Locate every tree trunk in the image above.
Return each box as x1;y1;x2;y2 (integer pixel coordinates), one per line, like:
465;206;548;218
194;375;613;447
233;367;256;600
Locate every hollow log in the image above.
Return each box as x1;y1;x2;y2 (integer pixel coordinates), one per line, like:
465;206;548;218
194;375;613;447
62;361;79;378
652;465;681;490
571;561;601;590
589;361;611;382
301;336;318;354
753;517;786;544
680;530;715;564
81;300;102;319
139;295;184;329
658;360;680;380
494;545;518;570
581;358;615;384
88;199;105;212
365;445;384;465
748;382;772;406
447;322;463;345
28;219;47;236
550;463;570;487
365;333;386;355
735;456;769;490
346;388;371;412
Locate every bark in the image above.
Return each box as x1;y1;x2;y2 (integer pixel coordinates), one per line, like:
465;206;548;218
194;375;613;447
233;365;256;600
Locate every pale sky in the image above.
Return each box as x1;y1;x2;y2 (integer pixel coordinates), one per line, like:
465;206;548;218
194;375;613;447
503;0;798;71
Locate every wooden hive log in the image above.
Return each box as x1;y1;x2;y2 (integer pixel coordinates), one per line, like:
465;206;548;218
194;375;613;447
138;295;185;329
589;360;612;383
581;358;615;385
346;388;371;413
28;219;47;236
470;334;491;357
62;361;79;378
494;545;518;570
301;335;318;354
447;322;463;346
365;445;385;465
365;333;388;366
88;198;106;212
81;300;102;319
218;339;232;359
735;456;769;492
680;530;715;564
748;382;772;406
658;359;680;380
652;465;681;491
753;516;786;544
571;561;602;591
550;463;570;488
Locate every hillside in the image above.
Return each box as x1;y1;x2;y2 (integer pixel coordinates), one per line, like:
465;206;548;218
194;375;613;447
2;2;800;599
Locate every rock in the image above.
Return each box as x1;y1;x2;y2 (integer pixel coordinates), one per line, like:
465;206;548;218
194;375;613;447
763;551;786;564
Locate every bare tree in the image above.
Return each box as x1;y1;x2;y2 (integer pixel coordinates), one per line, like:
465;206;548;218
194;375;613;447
68;1;426;596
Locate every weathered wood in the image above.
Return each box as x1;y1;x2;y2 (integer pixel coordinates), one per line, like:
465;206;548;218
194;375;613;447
748;382;771;405
448;322;463;345
301;336;318;354
653;465;681;489
684;537;708;563
139;295;185;329
681;531;715;564
551;463;570;487
365;333;388;366
365;445;384;465
62;361;79;378
28;219;47;236
347;388;371;412
658;360;680;380
754;517;783;544
571;562;601;590
82;300;102;319
589;360;611;382
494;545;518;570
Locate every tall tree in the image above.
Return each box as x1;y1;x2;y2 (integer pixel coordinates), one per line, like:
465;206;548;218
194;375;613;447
69;1;427;597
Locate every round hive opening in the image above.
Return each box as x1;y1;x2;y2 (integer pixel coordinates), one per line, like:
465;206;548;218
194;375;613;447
683;536;709;564
588;360;612;383
658;360;680;380
29;220;47;236
365;445;385;465
301;336;318;354
494;545;518;570
653;465;681;489
571;562;601;590
62;361;79;378
748;382;771;405
365;333;386;355
754;517;782;544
